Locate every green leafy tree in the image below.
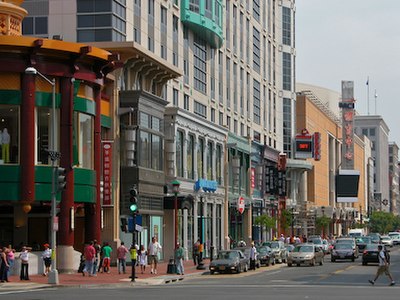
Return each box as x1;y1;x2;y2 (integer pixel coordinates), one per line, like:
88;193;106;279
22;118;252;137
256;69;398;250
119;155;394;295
254;214;277;233
369;211;396;233
315;215;331;236
280;209;292;233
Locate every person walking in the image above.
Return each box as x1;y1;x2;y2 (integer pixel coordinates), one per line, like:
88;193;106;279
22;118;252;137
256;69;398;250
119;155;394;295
138;245;147;274
92;240;101;276
41;243;52;276
83;241;96;277
193;239;200;266
174;242;185;275
249;242;257;270
97;242;106;273
19;246;31;280
102;242;113;273
117;242;129;274
148;236;162;275
0;247;9;282
6;245;15;278
369;245;395;286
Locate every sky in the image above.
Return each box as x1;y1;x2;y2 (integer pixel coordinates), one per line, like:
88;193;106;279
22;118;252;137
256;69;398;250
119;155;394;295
295;0;400;145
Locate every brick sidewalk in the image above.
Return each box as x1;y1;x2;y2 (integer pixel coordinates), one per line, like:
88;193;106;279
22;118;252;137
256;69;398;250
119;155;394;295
3;259;209;288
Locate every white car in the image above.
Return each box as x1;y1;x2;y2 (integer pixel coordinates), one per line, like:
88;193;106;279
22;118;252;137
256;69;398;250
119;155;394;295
388;232;400;245
381;235;394;247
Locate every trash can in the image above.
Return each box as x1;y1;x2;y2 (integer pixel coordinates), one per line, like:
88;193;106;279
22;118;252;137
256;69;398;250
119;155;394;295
167;258;177;274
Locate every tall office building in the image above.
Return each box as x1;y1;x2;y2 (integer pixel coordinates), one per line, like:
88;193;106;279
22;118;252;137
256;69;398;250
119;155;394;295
22;0;296;257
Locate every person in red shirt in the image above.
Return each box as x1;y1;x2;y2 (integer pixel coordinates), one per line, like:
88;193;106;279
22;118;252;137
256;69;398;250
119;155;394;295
117;242;129;274
83;241;96;277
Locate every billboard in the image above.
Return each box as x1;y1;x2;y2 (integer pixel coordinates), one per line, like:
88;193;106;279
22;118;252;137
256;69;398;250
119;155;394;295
336;169;360;203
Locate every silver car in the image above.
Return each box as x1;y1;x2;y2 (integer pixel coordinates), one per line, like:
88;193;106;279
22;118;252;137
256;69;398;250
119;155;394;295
287;244;324;267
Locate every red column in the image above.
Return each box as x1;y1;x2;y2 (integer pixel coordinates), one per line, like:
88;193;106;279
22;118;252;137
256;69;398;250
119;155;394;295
58;77;74;246
20;74;36;205
85;85;102;242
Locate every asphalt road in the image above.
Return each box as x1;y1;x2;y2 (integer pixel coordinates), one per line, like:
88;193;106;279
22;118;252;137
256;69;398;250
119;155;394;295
2;247;400;300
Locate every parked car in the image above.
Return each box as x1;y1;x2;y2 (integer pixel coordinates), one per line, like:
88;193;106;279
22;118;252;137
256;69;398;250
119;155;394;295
285;244;295;254
331;243;357;262
287;244;324;267
256;246;275;266
209;250;249;274
233;247;261;268
356;236;372;251
388;232;400;245
262;241;287;263
381;235;394;247
335;237;359;258
362;244;389;265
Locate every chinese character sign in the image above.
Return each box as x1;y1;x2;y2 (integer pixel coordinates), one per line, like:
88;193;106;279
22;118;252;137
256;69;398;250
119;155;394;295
102;141;113;206
340;81;355;170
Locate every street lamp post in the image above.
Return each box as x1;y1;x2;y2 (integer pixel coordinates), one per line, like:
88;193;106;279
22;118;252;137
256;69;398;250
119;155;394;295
25;67;59;284
321;206;325;238
171;180;181;250
197;193;206;270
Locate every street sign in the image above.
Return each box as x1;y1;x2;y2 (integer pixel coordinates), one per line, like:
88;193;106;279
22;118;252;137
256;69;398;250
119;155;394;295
237;196;245;214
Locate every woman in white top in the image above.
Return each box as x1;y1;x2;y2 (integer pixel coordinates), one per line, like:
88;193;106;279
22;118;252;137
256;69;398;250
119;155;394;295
19;246;32;280
138;245;148;274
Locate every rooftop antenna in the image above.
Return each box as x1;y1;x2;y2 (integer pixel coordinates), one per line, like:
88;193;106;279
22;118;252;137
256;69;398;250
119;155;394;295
374;90;378;115
366;77;370;115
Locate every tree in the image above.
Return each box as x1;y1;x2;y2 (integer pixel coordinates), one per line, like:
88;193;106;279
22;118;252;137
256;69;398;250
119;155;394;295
315;215;331;236
369;211;396;233
254;214;277;233
280;209;292;233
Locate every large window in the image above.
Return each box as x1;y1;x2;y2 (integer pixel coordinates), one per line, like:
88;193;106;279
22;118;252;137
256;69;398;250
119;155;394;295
253;27;261;74
0;105;19;164
187;134;195;179
176;130;184;177
37;107;51;165
22;16;48;36
216;144;222;184
193;37;207;94
282;52;292;91
76;112;93;169
138;112;162;170
283;98;292;157
253;79;261;125
207;141;213;180
197;138;204;179
282;6;291;46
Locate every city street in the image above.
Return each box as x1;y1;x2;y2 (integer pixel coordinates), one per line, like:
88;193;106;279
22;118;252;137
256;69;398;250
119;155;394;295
1;247;399;300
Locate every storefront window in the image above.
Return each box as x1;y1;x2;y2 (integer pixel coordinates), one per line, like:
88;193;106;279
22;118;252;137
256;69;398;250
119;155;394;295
78;113;93;169
0;105;19;164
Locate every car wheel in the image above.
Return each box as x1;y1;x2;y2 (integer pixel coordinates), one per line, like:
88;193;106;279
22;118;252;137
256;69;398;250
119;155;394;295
237;265;241;274
287;263;292;267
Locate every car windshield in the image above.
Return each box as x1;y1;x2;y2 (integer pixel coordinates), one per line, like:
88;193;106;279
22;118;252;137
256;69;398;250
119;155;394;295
334;243;352;250
218;251;238;260
356;237;372;243
269;242;280;249
381;236;391;240
258;247;271;254
310;239;322;244
336;239;353;244
389;233;400;237
365;244;379;251
293;245;313;252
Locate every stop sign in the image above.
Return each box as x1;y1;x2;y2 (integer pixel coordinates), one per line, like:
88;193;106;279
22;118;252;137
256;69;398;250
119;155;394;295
237;196;245;214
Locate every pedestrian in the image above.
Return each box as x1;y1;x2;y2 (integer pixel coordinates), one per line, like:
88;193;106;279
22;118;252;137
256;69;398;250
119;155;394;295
41;243;52;276
83;241;96;277
148;236;162;275
193;239;200;265
92;239;101;276
0;247;9;282
117;241;129;274
369;245;395;286
175;242;185;275
138;245;147;274
98;242;106;273
102;242;113;273
19;246;31;280
6;245;15;278
249;242;257;270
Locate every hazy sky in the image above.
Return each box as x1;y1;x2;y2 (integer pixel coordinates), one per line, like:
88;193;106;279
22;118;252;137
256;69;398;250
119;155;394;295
296;0;400;145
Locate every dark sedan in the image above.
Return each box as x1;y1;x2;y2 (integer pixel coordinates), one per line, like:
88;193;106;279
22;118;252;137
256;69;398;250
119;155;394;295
331;243;356;262
257;246;275;266
209;250;249;274
362;244;389;265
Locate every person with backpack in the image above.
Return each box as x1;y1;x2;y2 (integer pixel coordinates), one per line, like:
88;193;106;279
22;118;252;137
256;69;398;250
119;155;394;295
369;245;395;286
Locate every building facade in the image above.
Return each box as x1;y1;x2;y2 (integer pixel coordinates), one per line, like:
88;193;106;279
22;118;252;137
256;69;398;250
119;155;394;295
354;116;390;213
21;0;296;258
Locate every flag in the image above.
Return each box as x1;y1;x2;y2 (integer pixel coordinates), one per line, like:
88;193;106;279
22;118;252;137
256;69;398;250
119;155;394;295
366;77;369;86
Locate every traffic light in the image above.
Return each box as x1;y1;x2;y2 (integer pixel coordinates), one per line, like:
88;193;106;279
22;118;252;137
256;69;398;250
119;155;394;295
129;187;139;213
57;167;66;191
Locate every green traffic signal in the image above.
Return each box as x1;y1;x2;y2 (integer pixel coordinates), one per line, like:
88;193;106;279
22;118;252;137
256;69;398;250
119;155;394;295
130;203;138;212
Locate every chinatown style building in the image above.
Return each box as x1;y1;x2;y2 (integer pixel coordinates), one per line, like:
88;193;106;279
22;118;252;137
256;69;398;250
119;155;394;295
0;0;120;272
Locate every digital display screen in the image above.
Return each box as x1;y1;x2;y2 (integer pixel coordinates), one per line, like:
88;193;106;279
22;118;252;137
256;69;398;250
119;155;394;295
295;140;312;152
